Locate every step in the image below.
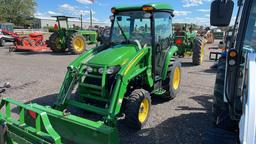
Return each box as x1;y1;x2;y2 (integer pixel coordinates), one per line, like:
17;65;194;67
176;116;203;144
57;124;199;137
80;83;102;90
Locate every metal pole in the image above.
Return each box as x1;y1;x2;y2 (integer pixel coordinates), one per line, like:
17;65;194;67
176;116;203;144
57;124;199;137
90;6;93;27
80;14;83;29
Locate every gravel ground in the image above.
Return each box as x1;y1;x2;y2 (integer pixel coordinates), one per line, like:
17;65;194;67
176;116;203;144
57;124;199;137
0;41;219;144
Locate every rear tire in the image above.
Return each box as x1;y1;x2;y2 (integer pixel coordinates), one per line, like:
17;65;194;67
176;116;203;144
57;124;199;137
49;32;65;53
68;32;86;54
213;58;227;122
125;89;151;130
162;60;181;99
192;37;205;65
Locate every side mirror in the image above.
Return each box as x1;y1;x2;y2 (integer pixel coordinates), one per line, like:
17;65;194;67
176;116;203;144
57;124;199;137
210;0;234;26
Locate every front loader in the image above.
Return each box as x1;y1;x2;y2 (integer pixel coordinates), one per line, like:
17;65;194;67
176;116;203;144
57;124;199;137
0;3;181;144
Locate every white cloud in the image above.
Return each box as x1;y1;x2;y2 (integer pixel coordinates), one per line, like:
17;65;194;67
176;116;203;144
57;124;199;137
174;10;191;16
60;4;76;12
197;9;210;12
59;3;95;16
48;11;62;15
182;0;210;7
76;0;93;4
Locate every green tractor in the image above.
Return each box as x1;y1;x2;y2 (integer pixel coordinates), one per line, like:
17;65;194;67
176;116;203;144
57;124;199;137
174;25;206;65
0;3;181;144
48;16;98;54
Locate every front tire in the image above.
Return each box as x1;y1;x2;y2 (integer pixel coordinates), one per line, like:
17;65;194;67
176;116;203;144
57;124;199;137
212;57;238;130
49;32;64;53
162;60;182;99
125;89;151;130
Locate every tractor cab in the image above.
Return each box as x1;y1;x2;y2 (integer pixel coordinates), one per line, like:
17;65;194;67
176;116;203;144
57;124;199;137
110;4;176;81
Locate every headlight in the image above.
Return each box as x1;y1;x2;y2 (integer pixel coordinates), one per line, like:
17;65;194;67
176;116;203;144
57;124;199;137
106;66;120;74
98;68;104;74
86;66;93;73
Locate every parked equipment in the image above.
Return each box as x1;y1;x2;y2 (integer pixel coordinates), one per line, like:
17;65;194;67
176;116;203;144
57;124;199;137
0;3;181;144
3;30;49;52
203;0;256;143
174;25;206;65
48;16;98;54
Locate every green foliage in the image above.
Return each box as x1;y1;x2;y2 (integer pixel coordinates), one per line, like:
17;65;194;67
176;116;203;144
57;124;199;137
0;0;36;26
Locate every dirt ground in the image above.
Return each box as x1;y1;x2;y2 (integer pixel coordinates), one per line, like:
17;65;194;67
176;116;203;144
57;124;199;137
0;41;219;144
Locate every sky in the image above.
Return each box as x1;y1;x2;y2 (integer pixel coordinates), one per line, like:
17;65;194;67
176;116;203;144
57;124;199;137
35;0;238;26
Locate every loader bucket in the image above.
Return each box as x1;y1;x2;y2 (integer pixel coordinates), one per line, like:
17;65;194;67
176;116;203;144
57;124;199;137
0;98;118;144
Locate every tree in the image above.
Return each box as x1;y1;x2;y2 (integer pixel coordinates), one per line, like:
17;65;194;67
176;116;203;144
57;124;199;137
0;0;36;26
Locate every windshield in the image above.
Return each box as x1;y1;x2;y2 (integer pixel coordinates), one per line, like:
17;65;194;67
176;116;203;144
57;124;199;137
243;0;256;52
111;11;151;46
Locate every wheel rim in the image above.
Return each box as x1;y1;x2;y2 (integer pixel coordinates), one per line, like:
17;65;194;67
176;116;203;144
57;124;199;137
73;37;85;52
200;44;205;64
138;98;149;123
172;66;181;90
55;37;62;49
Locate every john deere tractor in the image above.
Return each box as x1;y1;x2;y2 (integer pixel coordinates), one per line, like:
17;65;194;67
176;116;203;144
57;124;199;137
48;16;98;54
174;25;206;65
0;3;181;144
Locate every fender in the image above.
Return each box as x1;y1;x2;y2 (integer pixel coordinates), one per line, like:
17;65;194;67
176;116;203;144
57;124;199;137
162;45;178;80
106;48;150;121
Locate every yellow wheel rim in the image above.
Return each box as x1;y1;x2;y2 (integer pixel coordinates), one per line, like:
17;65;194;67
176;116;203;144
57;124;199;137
138;98;150;123
73;37;85;52
173;66;181;90
200;45;205;64
55;37;61;49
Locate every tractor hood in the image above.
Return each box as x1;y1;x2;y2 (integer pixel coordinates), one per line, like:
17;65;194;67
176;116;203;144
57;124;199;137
87;44;138;66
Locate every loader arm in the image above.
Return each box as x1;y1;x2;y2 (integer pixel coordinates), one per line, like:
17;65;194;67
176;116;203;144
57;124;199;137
55;46;107;108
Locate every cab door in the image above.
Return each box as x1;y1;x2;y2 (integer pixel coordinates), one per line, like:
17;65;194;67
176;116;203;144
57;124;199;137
153;12;173;81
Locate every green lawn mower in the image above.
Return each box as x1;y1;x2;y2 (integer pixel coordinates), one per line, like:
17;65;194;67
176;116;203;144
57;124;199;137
0;3;181;144
174;26;206;65
48;16;98;54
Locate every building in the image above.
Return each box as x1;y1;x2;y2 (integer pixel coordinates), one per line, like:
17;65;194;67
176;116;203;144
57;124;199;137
32;17;109;29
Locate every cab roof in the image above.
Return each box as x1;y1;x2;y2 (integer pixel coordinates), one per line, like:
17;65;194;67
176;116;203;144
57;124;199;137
112;3;174;13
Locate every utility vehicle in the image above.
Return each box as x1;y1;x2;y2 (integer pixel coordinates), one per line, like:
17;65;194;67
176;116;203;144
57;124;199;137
203;0;256;143
0;30;14;46
0;3;181;144
48;16;98;54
